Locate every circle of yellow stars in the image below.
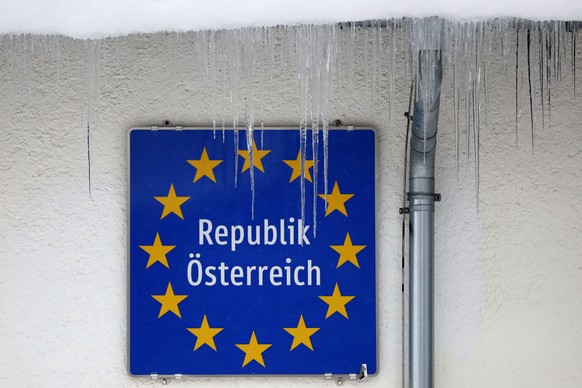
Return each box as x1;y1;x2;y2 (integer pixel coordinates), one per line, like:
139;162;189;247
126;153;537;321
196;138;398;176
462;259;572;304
137;139;369;369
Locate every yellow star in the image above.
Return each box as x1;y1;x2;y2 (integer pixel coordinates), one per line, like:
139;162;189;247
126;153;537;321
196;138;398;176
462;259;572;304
330;233;366;269
283;151;315;183
139;233;175;269
151;282;188;318
318;283;355;319
318;181;354;217
154;183;190;220
238;141;271;173
235;331;272;367
187;315;224;351
187;147;223;183
283;315;320;351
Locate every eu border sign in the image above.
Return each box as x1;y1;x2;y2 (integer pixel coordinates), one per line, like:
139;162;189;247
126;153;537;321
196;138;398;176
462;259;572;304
129;127;377;377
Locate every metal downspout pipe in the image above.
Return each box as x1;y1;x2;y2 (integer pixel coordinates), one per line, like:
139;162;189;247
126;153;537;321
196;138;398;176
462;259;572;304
408;49;442;388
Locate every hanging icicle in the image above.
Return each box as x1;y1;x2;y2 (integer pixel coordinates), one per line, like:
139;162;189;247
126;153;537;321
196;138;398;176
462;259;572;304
86;38;101;200
0;18;580;212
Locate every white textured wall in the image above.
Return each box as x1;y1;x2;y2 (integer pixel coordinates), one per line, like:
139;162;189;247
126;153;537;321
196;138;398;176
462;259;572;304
0;28;581;388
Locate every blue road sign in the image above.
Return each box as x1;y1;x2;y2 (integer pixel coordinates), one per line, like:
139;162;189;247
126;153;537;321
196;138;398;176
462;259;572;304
129;128;376;376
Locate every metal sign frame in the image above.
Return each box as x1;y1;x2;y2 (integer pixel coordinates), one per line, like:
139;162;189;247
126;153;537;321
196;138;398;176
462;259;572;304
128;127;378;378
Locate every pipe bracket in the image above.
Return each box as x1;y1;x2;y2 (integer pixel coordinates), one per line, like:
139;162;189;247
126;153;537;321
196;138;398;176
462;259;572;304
407;192;441;201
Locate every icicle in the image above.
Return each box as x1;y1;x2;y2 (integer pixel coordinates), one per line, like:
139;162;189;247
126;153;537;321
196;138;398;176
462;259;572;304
53;35;62;80
501;19;511;78
539;24;546;131
86;40;93;200
310;28;321;136
464;25;472;161
268;26;276;83
547;22;553;127
453;26;461;178
227;29;241;188
324;26;336;191
86;39;101;200
219;32;228;144
474;23;482;210
243;28;257;220
388;23;396;128
311;119;319;237
371;20;380;115
322;122;329;202
347;23;355;99
255;31;264;121
515;26;520;147
527;29;535;152
209;30;217;94
310;26;321;238
572;23;577;98
3;18;574;215
196;30;206;78
245;98;255;219
209;30;221;129
422;48;429;159
483;22;493;131
362;23;372;114
295;25;310;232
328;24;338;114
555;21;562;82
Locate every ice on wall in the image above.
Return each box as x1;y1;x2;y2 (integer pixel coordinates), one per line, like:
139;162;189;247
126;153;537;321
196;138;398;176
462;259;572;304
1;17;580;224
1;1;581;39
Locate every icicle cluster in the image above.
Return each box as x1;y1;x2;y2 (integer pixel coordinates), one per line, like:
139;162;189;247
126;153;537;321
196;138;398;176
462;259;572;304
0;18;579;218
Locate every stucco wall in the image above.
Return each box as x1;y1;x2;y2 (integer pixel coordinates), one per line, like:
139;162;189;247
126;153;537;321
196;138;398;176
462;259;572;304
1;27;581;387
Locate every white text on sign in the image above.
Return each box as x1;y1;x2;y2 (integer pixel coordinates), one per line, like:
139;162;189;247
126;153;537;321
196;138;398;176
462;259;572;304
198;218;311;252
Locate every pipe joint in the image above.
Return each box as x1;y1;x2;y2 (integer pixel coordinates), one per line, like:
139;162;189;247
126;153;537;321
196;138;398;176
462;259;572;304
408;176;435;195
410;203;434;213
411;135;437;154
